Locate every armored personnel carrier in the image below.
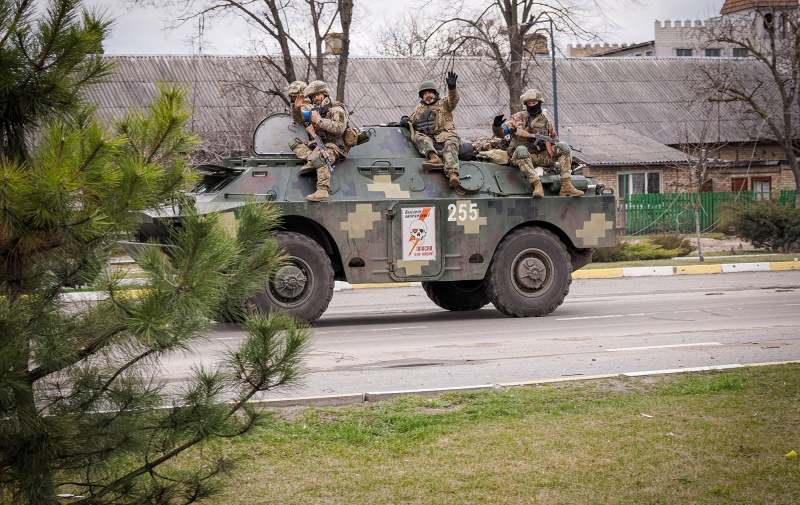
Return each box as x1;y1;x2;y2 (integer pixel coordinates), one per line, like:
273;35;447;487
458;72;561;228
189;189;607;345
134;113;616;323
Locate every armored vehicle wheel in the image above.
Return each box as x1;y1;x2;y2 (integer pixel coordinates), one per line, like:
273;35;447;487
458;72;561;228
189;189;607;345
249;232;334;323
421;280;490;311
486;227;571;317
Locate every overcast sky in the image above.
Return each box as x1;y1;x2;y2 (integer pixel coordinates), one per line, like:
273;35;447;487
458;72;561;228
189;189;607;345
88;0;724;56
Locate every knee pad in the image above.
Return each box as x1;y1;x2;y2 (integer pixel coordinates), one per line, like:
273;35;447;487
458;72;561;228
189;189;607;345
554;141;570;157
514;146;530;159
310;151;328;168
288;137;304;150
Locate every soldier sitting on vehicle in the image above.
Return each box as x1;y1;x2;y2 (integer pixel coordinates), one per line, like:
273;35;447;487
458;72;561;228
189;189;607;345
492;89;583;198
288;80;349;202
287;80;308;121
399;71;462;189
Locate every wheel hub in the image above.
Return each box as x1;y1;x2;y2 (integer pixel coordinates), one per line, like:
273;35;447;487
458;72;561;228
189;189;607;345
515;257;547;290
273;265;307;299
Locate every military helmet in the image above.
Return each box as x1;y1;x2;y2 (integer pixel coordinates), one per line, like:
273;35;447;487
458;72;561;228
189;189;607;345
304;80;331;98
418;81;439;99
520;88;545;105
287;80;308;98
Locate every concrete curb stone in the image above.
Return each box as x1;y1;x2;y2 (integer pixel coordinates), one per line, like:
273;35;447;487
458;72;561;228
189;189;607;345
251;361;800;409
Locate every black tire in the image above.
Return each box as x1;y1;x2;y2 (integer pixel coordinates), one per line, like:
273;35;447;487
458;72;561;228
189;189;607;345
486;227;571;317
421;280;490;312
249;232;334;323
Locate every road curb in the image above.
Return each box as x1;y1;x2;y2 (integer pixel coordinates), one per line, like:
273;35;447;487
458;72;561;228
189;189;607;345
573;260;798;279
250;361;800;409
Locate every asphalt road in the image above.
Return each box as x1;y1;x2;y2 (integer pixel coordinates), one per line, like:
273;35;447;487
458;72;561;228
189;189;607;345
158;271;800;400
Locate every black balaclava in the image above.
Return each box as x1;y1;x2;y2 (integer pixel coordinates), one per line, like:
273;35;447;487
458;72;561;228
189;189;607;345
527;103;542;116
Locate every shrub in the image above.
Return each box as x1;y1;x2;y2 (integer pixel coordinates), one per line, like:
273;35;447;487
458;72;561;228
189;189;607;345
723;199;800;252
648;233;696;257
592;238;681;262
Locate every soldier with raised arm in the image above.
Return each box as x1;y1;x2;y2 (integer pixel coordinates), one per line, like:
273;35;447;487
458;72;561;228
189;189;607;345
288;80;349;202
400;71;462;188
492;89;583;198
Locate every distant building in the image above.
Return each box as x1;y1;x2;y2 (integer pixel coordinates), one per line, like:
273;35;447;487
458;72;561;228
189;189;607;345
85;55;795;205
568;0;799;58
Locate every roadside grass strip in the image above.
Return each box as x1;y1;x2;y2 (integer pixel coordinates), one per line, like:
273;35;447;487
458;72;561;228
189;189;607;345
191;364;800;505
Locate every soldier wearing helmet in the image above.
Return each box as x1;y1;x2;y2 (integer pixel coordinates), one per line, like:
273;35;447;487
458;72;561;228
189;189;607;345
287;80;308;124
492;89;583;198
288;80;350;202
400;71;462;189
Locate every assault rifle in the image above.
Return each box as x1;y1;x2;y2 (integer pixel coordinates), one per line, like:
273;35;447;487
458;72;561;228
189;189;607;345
532;133;559;147
302;108;335;173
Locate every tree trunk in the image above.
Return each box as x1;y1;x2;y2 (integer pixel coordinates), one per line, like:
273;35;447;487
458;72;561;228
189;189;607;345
504;0;524;114
335;0;353;103
694;195;704;262
266;0;297;84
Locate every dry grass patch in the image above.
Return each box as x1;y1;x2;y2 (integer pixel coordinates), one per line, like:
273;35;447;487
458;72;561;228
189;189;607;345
182;365;799;504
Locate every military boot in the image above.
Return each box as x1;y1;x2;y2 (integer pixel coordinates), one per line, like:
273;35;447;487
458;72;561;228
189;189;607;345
559;177;584;197
531;180;544;198
306;188;329;202
421;152;444;170
448;172;460;188
299;160;316;176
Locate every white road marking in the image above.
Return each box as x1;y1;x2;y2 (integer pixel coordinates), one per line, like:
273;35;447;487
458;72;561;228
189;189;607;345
624;364;742;376
607;342;723;352
315;326;428;335
558;313;649;321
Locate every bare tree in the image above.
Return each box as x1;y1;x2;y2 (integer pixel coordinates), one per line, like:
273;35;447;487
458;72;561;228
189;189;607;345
700;6;800;205
428;0;599;114
372;11;442;57
673;111;720;262
127;0;355;103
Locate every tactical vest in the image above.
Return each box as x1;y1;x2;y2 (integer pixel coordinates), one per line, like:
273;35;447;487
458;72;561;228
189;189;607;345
315;102;347;148
509;113;551;151
413;108;437;136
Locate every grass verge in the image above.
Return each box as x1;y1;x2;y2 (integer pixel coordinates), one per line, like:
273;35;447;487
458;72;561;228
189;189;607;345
188;364;800;504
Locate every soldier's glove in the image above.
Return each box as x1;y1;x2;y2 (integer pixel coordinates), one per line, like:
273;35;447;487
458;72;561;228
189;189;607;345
492;114;506;127
399;116;410;128
446;71;458;90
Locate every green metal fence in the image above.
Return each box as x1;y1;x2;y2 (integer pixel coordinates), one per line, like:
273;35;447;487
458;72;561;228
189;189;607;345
622;190;798;235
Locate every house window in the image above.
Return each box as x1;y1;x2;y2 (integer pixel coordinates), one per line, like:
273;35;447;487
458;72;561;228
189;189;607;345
676;49;692;57
733;47;748;57
645;50;653;56
752;177;771;200
701;179;714;192
618;172;661;195
705;48;720;57
732;177;748;191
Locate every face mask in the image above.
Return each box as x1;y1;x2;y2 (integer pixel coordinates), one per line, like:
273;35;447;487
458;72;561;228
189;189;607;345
527;103;542;116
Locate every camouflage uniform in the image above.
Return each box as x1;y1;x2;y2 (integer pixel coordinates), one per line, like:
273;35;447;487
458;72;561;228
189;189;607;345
287;80;309;124
492;88;582;198
409;79;461;185
289;80;349;202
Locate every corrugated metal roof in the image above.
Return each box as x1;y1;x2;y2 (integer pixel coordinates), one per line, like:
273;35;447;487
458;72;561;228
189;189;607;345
720;0;798;15
564;124;690;166
85;55;780;161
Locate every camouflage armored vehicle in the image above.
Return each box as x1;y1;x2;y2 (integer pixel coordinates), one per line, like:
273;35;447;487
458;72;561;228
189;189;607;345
134;113;616;323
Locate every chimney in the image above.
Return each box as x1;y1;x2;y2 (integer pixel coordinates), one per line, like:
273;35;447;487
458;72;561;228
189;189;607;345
524;33;549;55
324;33;343;55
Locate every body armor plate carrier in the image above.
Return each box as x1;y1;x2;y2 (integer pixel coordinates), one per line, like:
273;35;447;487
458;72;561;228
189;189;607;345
413;108;437;136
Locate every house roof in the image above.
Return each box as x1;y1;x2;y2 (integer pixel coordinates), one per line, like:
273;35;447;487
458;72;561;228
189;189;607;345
85;55;777;159
588;41;655;57
720;0;799;15
563;124;690;166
